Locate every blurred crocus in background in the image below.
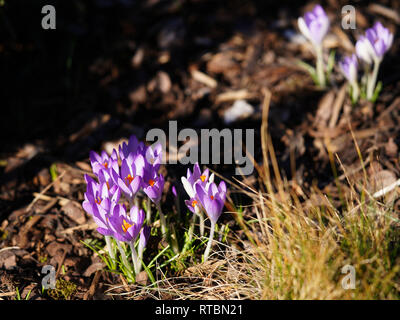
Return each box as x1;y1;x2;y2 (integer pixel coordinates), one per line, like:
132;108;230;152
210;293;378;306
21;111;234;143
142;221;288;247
298;4;330;87
339;54;359;103
355;22;393;100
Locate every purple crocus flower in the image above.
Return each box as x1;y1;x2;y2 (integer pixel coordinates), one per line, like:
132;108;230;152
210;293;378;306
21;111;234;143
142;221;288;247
172;185;177;198
107;204;145;242
90;149;118;176
195;181;226;225
339;54;358;84
141;156;164;204
356;22;393;64
143;172;165;204
82;175;121;237
181;163;214;215
97;167;116;190
138;225;150;255
298;5;329;46
111;153;145;198
181;163;214;209
145;143;163;171
119;135;146;162
83;174;120;213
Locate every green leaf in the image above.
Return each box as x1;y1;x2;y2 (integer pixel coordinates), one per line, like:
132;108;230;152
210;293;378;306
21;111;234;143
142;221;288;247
371;81;382;102
297;60;318;84
49;163;58;181
326;50;336;80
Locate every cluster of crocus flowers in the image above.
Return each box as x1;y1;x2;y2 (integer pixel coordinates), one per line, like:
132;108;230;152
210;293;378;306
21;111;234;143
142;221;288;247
182;163;227;261
298;5;394;102
338;22;393;102
354;22;393;101
298;4;330;87
82;135;163;278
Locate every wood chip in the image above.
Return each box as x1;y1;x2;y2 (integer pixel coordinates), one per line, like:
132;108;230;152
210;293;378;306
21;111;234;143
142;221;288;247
84;270;102;300
62;201;86;225
216;89;255;104
368;4;400;24
329;84;347;128
190;69;217;88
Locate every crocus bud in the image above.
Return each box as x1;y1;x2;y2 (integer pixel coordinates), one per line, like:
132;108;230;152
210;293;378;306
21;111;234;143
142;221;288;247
298;5;329;47
172;185;177;198
138;225;151;258
339;54;358;84
356;22;393;64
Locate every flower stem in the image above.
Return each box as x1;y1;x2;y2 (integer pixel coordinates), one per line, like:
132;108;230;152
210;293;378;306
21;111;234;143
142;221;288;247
105;236;116;269
129;241;140;274
134;195;139;208
116;241;133;277
350;82;360;104
146;197;151;224
198;210;205;237
367;59;381;101
316;45;326;88
203;222;216;262
169;223;180;254
156;202;167;236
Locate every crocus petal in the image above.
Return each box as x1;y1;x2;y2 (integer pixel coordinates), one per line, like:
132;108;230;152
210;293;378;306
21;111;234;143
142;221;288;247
82;201;94;216
181;176;195;198
298;17;312;43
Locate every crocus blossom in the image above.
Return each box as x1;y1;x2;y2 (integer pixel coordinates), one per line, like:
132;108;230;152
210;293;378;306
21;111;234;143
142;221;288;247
107;204;145;243
145;143;163;171
339;54;358;84
297;4;330;88
298;5;329;47
83;174;120;213
118;135;146;161
339;54;360;103
195;181;226;225
138;225;151;258
90;149;118;176
111;153;145;198
356;22;393;64
181;162;214;212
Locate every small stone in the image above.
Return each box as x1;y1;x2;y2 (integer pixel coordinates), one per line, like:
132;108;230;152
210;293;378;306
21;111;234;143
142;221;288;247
223;100;255;124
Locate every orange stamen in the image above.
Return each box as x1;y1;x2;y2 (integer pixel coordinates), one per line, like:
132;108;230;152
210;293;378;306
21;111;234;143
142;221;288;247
122;219;133;233
95;196;102;204
103;162;108;169
200;175;206;182
191;200;198;207
125;174;134;185
210;195;214;200
149;179;155;187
